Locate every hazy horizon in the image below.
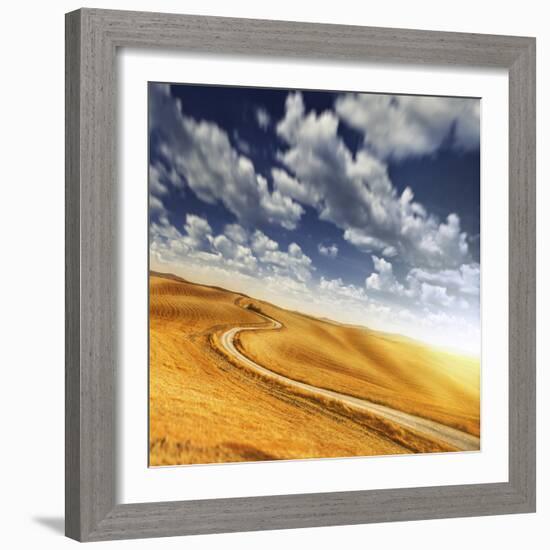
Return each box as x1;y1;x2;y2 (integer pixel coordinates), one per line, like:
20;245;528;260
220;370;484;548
150;262;479;358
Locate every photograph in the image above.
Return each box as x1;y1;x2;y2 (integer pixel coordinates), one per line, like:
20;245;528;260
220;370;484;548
148;81;481;467
1;0;541;546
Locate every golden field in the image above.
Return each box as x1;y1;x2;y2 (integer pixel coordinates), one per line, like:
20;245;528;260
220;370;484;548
149;272;480;466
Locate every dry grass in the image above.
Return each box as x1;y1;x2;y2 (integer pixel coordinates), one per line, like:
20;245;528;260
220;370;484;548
149;273;479;466
237;300;480;437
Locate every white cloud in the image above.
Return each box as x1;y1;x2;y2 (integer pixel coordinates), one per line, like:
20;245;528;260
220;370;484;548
318;243;338;258
149;194;165;213
254;233;313;283
211;234;258;272
250;230;279;256
343;230;397;258
183;214;212;249
224;223;248;245
341;186;470;269
276;92;305;142
319;277;366;301
257;175;304;230
149;161;183;197
151;86;474;270
149;164;168;196
149;84;304;230
264;274;309;296
335;93;480;160
272;168;320;207
419;283;455;307
255;107;271;131
365;255;406;295
150;216;189;265
364;256;479;312
232;130;252;155
277;93;391;230
275;92;472;270
151;213;314;284
407;263;480;297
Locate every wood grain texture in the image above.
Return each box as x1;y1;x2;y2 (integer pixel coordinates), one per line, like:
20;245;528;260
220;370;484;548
65;8;536;542
508;39;536;508
65;10;81;541
66;8;117;540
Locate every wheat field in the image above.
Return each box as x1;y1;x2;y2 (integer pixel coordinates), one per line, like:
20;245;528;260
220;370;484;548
149;272;480;466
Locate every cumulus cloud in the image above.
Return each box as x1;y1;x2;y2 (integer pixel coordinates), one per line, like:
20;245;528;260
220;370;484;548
343;230;397;258
149;163;171;196
335;93;480;160
272;168;320;207
184;214;212;244
363;256;479;314
149;84;304;230
211;234;258;272
256;176;304;230
343;193;469;269
407;263;480;297
276;92;471;269
264;274;309;296
250;230;278;256
151;213;314;284
277;92;306;142
277;93;392;230
151;214;249;273
319;277;366;301
253;231;313;282
149;194;165;213
255;106;271;130
365;256;406;295
224;223;248;245
419;283;455;307
318;243;339;258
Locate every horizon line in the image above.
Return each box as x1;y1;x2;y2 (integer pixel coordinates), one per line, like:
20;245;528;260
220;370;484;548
149;268;480;360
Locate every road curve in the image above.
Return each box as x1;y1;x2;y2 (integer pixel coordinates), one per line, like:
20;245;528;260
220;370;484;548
218;310;480;452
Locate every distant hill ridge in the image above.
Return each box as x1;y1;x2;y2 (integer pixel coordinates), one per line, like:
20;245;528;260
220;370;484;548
149;270;441;350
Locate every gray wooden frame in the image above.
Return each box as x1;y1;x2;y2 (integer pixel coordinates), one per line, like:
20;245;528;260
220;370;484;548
65;8;536;542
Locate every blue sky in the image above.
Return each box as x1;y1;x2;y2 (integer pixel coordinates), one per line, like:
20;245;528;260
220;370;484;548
148;82;480;354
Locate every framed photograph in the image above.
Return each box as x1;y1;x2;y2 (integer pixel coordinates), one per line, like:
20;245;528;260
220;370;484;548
65;8;536;541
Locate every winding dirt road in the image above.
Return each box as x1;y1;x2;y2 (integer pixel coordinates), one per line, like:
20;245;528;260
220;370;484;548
219;310;480;452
